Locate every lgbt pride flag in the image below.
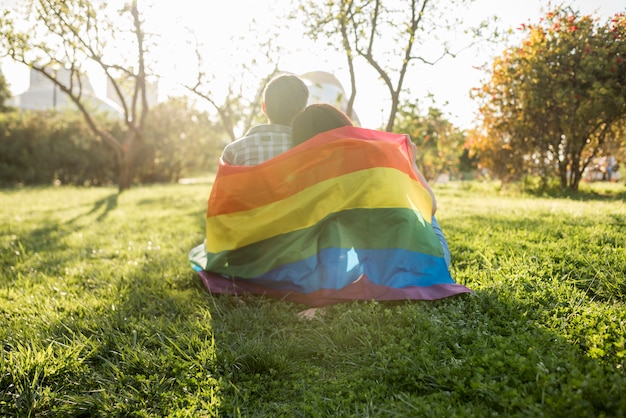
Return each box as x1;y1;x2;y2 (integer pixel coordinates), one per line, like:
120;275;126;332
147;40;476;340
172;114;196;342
188;126;472;306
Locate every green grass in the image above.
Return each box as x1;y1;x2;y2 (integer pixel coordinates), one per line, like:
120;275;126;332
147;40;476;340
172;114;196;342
1;181;625;417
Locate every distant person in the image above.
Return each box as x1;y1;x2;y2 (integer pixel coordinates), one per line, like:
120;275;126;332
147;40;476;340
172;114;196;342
291;103;451;267
606;153;617;182
221;74;309;166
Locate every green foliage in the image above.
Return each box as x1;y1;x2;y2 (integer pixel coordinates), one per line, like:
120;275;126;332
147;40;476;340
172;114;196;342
0;99;225;187
1;182;625;416
0;110;117;186
137;97;226;183
0;71;11;111
473;7;626;191
294;0;480;132
0;0;155;192
395;102;473;180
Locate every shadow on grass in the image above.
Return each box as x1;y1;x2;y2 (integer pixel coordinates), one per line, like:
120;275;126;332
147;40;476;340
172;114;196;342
2;247;222;416
8;192;120;273
538;189;626;202
520;182;626;201
4;249;624;416
4;184;624;415
197;284;625;416
86;193;118;222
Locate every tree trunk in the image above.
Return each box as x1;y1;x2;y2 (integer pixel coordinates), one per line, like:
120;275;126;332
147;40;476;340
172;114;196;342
569;169;582;192
118;158;135;193
385;92;399;132
115;127;145;193
558;161;568;189
568;155;582;192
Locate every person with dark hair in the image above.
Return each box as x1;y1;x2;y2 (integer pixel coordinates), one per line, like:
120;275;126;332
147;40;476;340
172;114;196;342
291;103;452;267
291;103;354;146
221;73;309;166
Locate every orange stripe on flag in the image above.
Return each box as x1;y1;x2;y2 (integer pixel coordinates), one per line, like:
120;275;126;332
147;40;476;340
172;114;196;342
207;127;417;216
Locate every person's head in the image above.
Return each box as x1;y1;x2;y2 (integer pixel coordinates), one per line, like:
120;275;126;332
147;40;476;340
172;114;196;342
291;103;353;145
262;74;309;126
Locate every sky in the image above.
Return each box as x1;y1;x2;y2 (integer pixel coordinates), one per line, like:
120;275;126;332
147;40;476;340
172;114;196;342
1;0;624;130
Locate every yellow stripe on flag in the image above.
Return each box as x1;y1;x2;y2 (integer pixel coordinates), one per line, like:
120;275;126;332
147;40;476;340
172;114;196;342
205;167;433;253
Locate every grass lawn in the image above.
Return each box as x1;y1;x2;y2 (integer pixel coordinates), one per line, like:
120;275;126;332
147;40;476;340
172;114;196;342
1;180;625;417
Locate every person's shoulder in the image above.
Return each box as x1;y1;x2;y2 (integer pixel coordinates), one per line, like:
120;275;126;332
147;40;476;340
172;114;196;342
250;124;291;135
223;125;268;150
222;136;245;153
230;124;290;141
237;124;292;144
222;124;293;165
222;132;252;164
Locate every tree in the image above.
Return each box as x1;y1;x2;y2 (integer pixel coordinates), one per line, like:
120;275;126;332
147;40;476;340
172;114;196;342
295;0;480;132
472;7;626;191
186;66;279;143
394;101;468;180
0;0;153;192
0;110;118;186
183;10;288;142
137;96;226;182
295;0;359;121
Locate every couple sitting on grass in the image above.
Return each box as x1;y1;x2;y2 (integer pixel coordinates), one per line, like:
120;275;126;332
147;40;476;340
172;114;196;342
188;74;471;306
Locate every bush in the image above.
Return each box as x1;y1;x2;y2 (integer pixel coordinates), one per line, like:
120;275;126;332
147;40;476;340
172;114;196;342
0;99;226;187
135;97;226;183
0;110;117;186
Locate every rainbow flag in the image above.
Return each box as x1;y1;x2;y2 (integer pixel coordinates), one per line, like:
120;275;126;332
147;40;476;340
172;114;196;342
189;126;472;306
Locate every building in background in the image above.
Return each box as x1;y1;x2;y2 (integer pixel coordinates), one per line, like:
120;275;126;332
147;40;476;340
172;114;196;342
6;67;157;116
105;76;159;112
